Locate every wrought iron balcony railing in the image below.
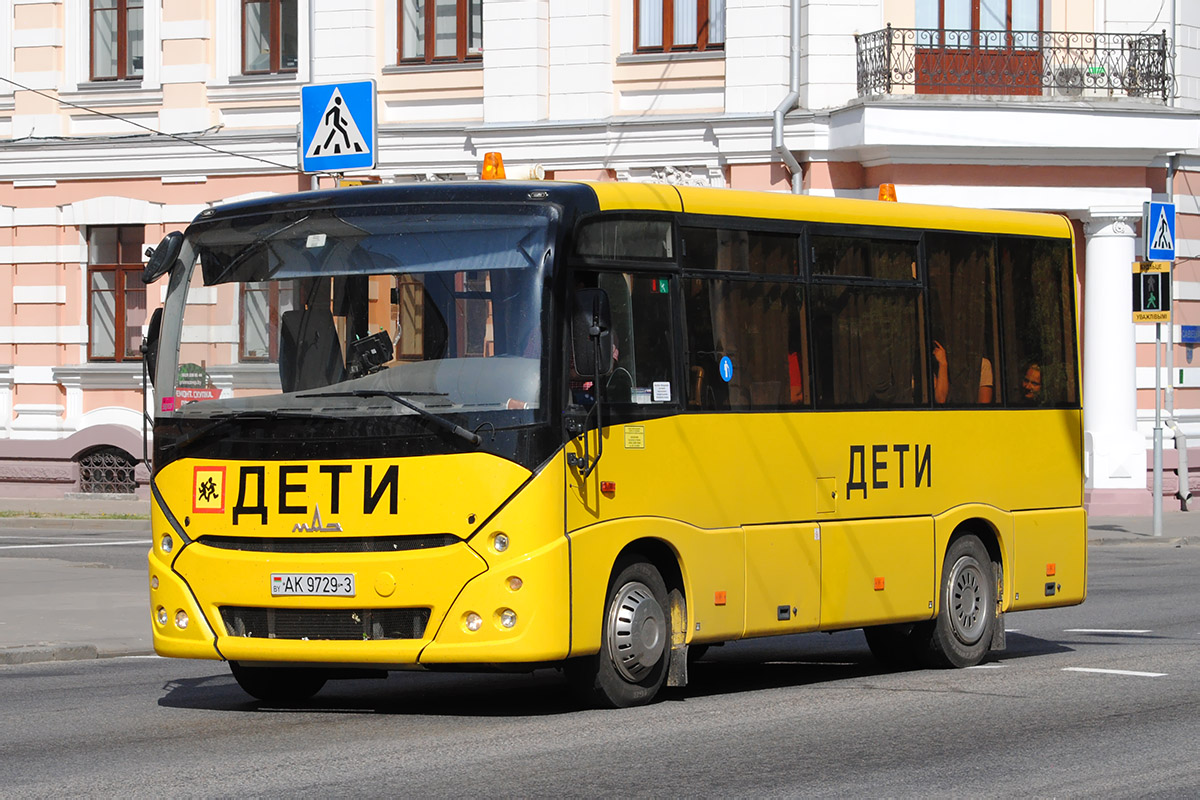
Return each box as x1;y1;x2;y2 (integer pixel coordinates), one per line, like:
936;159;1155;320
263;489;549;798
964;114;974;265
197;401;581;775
855;26;1172;102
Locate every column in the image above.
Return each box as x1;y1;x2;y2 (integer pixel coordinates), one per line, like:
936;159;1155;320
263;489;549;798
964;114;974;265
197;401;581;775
483;0;550;123
1082;210;1145;494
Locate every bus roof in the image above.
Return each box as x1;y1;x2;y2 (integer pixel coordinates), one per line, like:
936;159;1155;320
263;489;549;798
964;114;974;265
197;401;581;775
582;181;1074;240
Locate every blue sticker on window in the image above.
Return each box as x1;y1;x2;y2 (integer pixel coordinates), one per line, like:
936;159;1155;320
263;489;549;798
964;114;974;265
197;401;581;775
719;356;733;382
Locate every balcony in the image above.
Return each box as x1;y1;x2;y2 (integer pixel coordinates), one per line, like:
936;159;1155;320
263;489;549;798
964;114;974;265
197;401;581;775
855;26;1171;102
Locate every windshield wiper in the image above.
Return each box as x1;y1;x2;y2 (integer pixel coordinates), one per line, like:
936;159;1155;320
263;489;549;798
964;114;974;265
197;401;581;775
163;409;346;453
299;390;482;446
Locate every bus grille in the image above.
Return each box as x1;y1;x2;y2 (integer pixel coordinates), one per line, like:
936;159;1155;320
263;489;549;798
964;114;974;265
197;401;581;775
198;534;459;554
220;606;430;641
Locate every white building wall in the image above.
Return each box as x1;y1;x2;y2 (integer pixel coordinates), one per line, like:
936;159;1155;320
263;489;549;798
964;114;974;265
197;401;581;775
484;0;550;123
1175;1;1200;110
725;0;790;113
801;0;882;110
312;0;377;82
548;0;612;122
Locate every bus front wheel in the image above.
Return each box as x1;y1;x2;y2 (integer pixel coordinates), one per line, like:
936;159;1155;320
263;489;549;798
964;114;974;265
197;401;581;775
229;662;327;703
922;535;996;668
567;560;672;708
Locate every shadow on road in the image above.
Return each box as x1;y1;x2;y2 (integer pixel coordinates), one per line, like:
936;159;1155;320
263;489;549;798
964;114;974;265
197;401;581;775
156;627;1076;716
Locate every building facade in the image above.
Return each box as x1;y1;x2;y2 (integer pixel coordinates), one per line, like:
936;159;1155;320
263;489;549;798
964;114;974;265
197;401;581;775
0;0;1197;511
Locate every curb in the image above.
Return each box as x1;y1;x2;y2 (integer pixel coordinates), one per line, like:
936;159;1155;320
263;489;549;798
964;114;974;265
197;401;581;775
0;643;154;666
1089;536;1190;546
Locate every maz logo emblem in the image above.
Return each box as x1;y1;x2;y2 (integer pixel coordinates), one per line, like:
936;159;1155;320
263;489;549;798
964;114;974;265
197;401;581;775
291;505;343;533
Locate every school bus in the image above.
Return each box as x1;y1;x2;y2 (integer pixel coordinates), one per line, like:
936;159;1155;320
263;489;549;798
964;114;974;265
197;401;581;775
144;179;1085;707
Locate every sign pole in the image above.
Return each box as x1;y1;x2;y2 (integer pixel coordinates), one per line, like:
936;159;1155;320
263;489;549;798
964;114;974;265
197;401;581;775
1153;322;1163;537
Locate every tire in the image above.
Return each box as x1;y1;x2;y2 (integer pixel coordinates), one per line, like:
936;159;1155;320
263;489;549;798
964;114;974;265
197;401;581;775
920;535;996;668
863;622;923;670
229;662;327;702
566;560;672;708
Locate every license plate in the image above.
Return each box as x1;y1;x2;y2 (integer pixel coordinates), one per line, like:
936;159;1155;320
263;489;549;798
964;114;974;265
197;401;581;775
270;573;355;596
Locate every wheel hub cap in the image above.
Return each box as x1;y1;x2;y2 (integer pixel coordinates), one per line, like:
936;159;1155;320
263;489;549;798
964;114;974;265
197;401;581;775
607;581;666;682
949;556;987;645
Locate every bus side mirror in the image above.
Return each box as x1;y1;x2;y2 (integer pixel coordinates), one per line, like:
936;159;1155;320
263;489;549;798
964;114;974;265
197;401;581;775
142;307;163;388
571;288;613;378
143;231;183;284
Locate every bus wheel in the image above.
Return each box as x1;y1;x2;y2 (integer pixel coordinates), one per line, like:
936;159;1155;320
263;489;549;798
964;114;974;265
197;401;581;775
568;561;671;708
924;535;996;668
229;662;327;702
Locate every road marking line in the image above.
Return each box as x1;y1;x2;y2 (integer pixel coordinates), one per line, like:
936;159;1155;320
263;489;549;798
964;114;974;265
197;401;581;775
0;540;148;550
1062;667;1166;678
967;664;1004;669
1064;629;1151;634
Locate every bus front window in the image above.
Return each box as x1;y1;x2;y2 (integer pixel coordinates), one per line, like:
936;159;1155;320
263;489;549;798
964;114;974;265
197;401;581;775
159;205;554;421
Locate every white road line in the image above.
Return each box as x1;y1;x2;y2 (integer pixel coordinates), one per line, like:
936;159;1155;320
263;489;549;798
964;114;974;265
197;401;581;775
1064;628;1152;634
1062;667;1167;678
967;664;1004;669
0;540;148;550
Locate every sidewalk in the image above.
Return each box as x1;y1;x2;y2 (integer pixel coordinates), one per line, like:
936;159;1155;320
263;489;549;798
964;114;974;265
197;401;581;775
0;501;1193;666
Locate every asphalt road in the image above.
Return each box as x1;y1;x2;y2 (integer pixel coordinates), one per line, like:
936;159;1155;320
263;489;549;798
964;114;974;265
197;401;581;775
1;541;1197;796
0;526;150;570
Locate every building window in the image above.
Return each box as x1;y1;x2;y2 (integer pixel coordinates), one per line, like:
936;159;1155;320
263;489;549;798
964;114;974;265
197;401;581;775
240;282;294;361
77;446;139;494
88;226;146;362
915;0;1044;94
636;0;725;53
243;0;298;74
91;0;144;81
399;0;482;64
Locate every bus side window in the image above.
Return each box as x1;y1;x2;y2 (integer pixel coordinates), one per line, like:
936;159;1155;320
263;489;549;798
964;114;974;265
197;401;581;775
684;278;808;410
999;238;1079;407
926;233;1001;406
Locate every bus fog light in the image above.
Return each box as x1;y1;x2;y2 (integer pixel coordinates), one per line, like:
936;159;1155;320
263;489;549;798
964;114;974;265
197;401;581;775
156;606;168;626
492;533;509;553
464;612;483;632
499;609;517;629
174;610;189;629
151;575;159;589
160;534;173;554
507;576;523;592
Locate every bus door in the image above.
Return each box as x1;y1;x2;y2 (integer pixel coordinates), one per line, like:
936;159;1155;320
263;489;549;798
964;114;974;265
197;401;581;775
566;269;681;530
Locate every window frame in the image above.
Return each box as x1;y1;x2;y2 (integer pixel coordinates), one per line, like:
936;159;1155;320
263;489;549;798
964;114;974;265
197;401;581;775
241;0;298;76
634;0;725;54
239;282;287;362
87;267;147;364
398;0;483;66
89;0;144;82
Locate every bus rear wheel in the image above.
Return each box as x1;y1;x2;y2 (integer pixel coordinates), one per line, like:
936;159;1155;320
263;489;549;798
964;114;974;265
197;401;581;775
229;662;327;702
567;560;672;708
921;535;996;668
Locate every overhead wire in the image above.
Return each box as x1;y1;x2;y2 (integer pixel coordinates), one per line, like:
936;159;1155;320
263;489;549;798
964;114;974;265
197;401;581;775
0;73;302;173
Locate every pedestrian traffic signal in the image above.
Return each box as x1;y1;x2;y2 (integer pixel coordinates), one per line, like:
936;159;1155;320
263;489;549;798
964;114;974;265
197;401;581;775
1132;261;1171;322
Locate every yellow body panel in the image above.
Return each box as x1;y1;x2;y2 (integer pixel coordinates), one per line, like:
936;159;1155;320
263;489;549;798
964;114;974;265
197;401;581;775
585;182;1074;239
819;517;935;629
1010;507;1088;611
744;523;822;636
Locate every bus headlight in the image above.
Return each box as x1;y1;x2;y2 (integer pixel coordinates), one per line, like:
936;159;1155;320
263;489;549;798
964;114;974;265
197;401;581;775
492;532;509;553
498;609;517;629
156;606;168;626
160;534;173;554
464;612;483;632
175;610;189;629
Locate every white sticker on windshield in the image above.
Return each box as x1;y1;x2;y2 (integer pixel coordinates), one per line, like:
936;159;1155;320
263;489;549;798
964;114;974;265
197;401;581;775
652;382;672;402
306;233;327;249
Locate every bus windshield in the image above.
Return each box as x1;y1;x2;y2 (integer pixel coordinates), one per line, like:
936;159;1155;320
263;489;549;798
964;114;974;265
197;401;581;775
157;203;555;420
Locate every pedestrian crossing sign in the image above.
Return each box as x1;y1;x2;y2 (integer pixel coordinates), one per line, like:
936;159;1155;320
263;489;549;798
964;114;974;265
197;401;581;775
1143;201;1176;262
300;81;376;173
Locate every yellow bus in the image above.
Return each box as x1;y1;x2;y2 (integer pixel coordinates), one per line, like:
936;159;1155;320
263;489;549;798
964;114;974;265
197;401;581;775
144;180;1085;707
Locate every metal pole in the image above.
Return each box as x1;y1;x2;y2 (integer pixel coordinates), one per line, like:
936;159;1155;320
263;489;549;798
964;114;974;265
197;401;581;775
1154;321;1163;536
